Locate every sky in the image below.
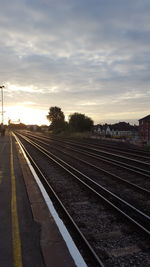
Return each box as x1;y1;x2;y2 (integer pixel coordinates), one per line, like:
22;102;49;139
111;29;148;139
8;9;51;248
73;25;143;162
0;0;150;125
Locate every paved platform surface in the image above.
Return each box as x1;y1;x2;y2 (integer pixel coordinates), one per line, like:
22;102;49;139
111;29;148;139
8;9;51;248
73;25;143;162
0;134;76;267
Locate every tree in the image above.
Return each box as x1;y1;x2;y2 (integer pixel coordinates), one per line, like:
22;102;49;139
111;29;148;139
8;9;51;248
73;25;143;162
8;123;26;130
69;113;94;132
47;106;66;133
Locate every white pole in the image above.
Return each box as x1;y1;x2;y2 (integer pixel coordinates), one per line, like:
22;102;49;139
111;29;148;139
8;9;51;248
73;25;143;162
0;85;5;124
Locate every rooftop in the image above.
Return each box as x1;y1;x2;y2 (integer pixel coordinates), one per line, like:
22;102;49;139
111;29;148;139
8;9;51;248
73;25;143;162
139;115;150;122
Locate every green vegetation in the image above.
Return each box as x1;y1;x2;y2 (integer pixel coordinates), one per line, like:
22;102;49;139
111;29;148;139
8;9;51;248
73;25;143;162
46;107;94;134
69;112;93;132
8;123;26;130
46;106;68;133
144;144;150;151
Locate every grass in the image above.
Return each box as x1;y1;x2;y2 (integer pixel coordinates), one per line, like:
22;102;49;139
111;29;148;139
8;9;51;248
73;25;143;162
49;130;92;139
144;144;150;151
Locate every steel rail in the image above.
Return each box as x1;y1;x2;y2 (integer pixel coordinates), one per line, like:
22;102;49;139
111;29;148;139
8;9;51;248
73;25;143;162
16;132;150;235
49;134;150;155
19;131;150;178
13;132;105;267
22;131;150;155
47;135;150;161
47;137;150;169
24;132;150;161
49;141;150;177
19;131;150;170
19;132;150;195
87;142;150;157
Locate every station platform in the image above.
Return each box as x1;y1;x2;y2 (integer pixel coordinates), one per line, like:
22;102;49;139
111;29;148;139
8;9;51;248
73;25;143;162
0;134;76;267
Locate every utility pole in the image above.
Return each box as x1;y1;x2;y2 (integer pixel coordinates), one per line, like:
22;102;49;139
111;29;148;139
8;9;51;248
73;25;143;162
0;85;5;124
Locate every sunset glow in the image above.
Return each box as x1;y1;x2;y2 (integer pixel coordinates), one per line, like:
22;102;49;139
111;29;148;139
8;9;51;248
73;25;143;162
5;106;48;125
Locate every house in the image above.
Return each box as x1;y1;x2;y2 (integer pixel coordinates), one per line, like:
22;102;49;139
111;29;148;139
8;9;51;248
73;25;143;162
93;124;111;136
26;125;39;131
139;115;150;144
110;122;138;139
93;122;138;139
40;125;49;132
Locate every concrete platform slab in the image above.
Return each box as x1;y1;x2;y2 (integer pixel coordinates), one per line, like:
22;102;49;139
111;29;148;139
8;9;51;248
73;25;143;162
0;134;77;267
15;135;77;267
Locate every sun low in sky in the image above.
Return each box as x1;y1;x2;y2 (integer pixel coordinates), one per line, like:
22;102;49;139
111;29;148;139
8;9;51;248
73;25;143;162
0;0;150;125
6;105;48;125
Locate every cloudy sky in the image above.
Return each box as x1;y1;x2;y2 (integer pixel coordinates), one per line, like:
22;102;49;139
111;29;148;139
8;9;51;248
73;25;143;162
0;0;150;125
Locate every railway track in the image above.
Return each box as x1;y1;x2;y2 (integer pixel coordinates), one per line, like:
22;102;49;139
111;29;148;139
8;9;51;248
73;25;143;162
47;137;150;172
19;131;150;178
13;132;150;267
16;131;150;213
49;135;150;163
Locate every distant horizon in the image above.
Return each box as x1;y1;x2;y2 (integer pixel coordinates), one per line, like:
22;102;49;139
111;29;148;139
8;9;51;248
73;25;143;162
6;116;140;127
95;119;139;126
3;105;147;126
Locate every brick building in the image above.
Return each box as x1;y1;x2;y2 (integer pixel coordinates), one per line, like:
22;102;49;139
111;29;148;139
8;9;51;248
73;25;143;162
139;115;150;144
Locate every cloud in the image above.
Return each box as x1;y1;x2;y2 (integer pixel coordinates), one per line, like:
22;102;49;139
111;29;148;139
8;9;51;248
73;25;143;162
0;0;150;124
5;83;38;93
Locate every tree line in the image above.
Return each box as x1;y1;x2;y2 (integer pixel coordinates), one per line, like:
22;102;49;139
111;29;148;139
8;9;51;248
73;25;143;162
47;106;94;133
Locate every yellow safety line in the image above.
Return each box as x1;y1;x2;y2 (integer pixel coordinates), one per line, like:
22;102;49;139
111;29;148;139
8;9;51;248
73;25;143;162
0;172;2;184
10;136;23;267
0;144;6;185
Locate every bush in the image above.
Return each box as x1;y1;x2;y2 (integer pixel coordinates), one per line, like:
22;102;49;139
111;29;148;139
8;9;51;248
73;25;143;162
69;113;93;132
